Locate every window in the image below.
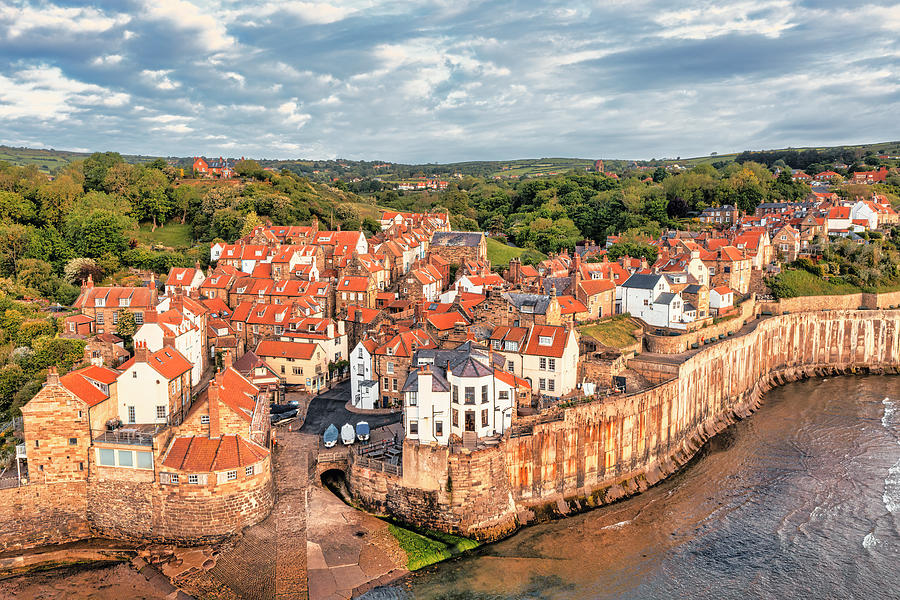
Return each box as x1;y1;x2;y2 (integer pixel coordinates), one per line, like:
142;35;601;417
538;335;552;346
201;415;210;425
127;406;136;424
548;358;556;370
482;409;489;427
539;378;546;391
132;371;137;378
383;377;390;390
69;437;77;446
507;361;514;372
98;448;115;466
113;311;119;325
539;357;547;370
386;361;394;374
188;474;199;484
227;470;237;481
498;390;509;401
482;385;488;403
408;392;417;406
548;379;555;392
452;409;458;427
464;386;475;404
79;462;84;471
409;420;418;435
392;378;398;392
435;421;443;436
136;451;153;469
96;312;104;324
156;406;166;420
117;450;133;467
246;466;254;476
293;367;302;375
135;312;144;325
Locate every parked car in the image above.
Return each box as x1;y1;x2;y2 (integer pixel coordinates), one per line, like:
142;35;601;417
323;424;339;448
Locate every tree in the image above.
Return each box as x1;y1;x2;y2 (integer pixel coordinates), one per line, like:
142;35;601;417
116;310;137;340
0;224;32;277
240;210;263;237
16;258;53;292
64;257;103;284
235;159;263;179
82;152;123;191
131;168;173;229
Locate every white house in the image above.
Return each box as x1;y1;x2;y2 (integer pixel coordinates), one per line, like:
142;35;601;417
164;267;205;297
850;200;879;230
402;346;523;445
135;302;206;386
350;339;378;410
116;343;192;425
709;286;734;315
826;206;852;233
453;274;505;294
489;325;580;397
620;273;688;329
210;242;226;262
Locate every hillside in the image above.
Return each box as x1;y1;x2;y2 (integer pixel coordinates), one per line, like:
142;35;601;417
0;145;163;174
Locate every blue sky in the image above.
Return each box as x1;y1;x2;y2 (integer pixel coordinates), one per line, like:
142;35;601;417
0;0;898;162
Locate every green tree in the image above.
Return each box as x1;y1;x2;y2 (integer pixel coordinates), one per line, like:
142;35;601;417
82;152;124;191
0;224;32;277
131;168;173;229
116;310;137;340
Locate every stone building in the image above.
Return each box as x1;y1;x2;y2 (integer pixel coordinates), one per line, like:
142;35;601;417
427;231;487;266
72;276;157;335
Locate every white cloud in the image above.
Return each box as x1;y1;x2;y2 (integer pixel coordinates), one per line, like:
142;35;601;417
142;0;234;52
261;1;354;24
655;1;795;39
92;55;124;67
0;66;130;119
277;100;312;127
141;69;180;90
152;123;193;134
0;3;130;37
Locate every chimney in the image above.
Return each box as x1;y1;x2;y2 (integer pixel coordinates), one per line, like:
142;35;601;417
150;272;158;305
223;349;233;371
47;366;60;385
135;340;149;362
208;381;220;438
84;273;94;289
163;333;175;348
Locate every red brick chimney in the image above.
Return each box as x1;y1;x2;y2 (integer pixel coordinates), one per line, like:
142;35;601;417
222;349;233;371
135;340;149;363
46;366;59;385
208;381;220;439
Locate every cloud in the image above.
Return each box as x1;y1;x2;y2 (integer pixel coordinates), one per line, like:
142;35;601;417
0;0;898;161
0;65;130;119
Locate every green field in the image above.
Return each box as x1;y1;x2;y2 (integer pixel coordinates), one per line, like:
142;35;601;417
0;145;161;174
769;269;861;297
486;237;545;267
578;315;639;349
388;523;479;570
132;222;193;249
489;157;595;178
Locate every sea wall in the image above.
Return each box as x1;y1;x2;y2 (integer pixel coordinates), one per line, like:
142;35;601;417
350;307;900;540
0;456;274;552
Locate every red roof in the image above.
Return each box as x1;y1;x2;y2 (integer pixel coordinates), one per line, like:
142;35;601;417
59;366;118;407
578;279;615;296
119;346;192;380
426;311;467;330
337;276;370;292
162;435;268;472
828;206;850;219
523;325;570;358
256;340;319;360
712;286;732;295
492;368;530;389
74;286;153;310
166;267;199;286
556;295;587;315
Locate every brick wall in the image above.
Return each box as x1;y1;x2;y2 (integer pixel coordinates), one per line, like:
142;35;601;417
0;482;90;552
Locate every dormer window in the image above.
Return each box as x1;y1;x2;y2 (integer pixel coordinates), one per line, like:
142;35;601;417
386;347;393;356
95;298;106;307
538;335;552;346
257;310;264;317
237;286;247;293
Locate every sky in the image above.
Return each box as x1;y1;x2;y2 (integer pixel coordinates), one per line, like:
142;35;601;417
0;0;899;163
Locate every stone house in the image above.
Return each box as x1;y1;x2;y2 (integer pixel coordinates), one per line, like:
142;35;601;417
469;290;563;328
703;246;751;295
278;317;348;364
373;329;437;409
84;334;130;368
73;276;157;335
335;275;376;314
772;225;801;262
496;325;580;397
255;340;329;392
401;263;443;303
427;231;487;266
575;278;616;320
164;267;205;297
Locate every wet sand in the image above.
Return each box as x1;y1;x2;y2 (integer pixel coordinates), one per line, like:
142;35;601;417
0;562;173;600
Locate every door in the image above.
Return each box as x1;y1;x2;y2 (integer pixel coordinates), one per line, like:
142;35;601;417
465;410;475;432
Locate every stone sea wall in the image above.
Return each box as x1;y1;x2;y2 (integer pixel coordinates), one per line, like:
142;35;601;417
351;308;900;540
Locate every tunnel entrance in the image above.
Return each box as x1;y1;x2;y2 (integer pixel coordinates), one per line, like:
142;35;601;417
320;468;351;503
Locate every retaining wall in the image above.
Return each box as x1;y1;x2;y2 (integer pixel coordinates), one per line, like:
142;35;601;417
350;307;900;540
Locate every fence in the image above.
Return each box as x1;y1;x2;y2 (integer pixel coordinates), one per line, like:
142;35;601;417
352;439;403;476
353;454;401;477
93;429;155;446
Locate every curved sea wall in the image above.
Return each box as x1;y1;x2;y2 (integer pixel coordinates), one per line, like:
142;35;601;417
349;308;900;540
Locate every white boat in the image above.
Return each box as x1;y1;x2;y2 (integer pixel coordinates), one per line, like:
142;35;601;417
341;423;356;445
356;421;370;442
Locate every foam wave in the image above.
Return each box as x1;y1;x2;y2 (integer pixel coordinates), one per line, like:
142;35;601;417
863;532;880;550
882;398;900;516
601;519;632;530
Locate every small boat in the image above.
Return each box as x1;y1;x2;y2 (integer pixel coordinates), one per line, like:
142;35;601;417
323;424;339;448
270;403;296;414
341;423;356;445
356;421;370;442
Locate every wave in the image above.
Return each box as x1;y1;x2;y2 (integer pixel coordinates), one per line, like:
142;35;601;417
882;398;900;516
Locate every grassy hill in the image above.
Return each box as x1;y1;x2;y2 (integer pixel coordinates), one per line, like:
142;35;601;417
486;237;545;267
0;145;163;174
